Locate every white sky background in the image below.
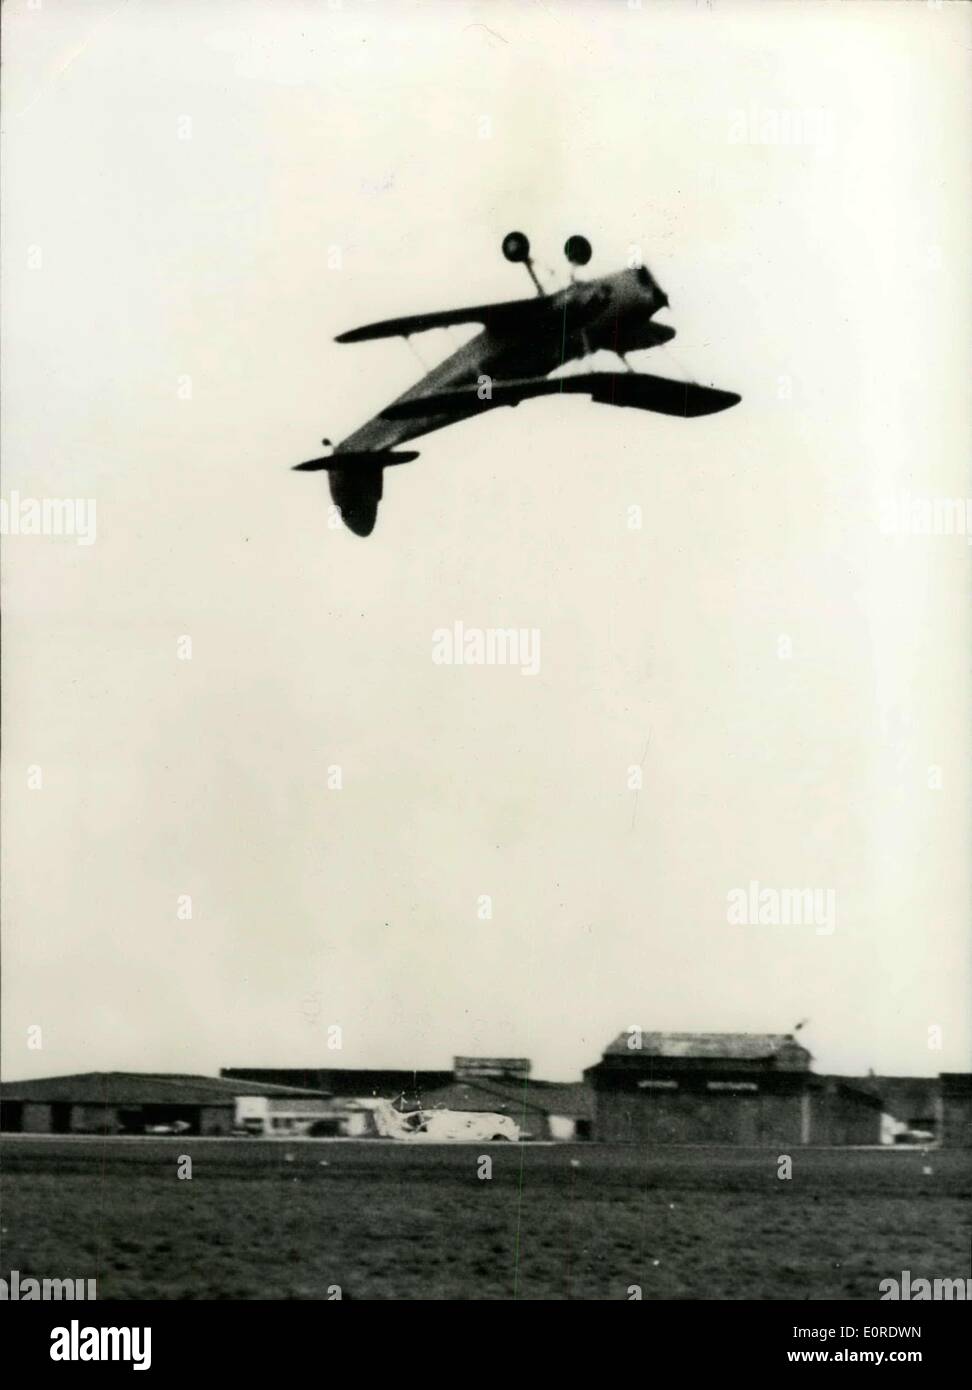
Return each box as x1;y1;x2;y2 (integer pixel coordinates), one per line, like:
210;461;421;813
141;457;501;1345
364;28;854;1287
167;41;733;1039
2;0;970;1082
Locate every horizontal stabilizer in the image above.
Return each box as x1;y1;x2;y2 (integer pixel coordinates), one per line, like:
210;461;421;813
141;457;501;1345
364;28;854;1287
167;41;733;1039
294;450;419;472
382;373;741;421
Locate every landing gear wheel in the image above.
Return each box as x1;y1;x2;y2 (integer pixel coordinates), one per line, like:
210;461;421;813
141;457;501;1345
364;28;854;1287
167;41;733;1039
502;231;531;263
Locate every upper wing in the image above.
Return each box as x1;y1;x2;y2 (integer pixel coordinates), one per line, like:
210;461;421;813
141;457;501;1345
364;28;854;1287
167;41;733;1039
382;372;742;419
335;294;549;344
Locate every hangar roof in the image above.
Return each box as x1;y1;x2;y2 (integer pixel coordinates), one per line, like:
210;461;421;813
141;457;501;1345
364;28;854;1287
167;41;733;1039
421;1078;594;1120
222;1067;454;1097
0;1072;330;1104
600;1032;810;1064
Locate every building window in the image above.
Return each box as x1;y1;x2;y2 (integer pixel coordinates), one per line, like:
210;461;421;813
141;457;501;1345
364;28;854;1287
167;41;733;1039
706;1081;758;1093
636;1080;678;1091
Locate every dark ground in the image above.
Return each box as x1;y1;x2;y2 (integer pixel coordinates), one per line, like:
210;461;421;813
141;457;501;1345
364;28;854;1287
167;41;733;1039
2;1137;968;1300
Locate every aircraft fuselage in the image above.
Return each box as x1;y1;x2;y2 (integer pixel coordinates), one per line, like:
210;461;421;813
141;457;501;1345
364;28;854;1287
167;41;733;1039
329;267;672;533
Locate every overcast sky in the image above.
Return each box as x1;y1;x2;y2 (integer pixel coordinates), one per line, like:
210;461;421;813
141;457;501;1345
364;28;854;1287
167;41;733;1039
3;0;970;1084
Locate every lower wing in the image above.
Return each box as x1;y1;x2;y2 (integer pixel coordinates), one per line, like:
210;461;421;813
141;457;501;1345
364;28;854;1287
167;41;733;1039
382;372;741;420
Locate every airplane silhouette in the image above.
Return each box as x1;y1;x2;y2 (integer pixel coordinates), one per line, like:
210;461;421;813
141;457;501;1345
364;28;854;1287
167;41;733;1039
298;232;741;536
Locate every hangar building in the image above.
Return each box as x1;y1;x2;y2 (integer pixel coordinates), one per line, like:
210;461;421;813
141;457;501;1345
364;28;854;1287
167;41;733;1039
584;1031;882;1145
0;1072;333;1137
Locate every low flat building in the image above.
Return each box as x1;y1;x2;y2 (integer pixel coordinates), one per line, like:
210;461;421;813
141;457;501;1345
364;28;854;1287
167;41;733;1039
831;1075;941;1143
0;1072;333;1137
453;1057;531;1081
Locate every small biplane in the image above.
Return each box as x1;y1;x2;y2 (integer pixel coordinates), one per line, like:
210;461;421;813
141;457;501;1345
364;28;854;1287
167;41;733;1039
297;232;740;536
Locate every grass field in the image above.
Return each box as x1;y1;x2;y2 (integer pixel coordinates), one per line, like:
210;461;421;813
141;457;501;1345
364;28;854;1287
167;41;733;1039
2;1137;969;1300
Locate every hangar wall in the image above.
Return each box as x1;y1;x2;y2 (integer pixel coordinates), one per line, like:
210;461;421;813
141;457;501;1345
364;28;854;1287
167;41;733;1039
22;1102;54;1134
940;1075;972;1146
71;1103;122;1134
594;1088;808;1145
810;1082;882;1146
